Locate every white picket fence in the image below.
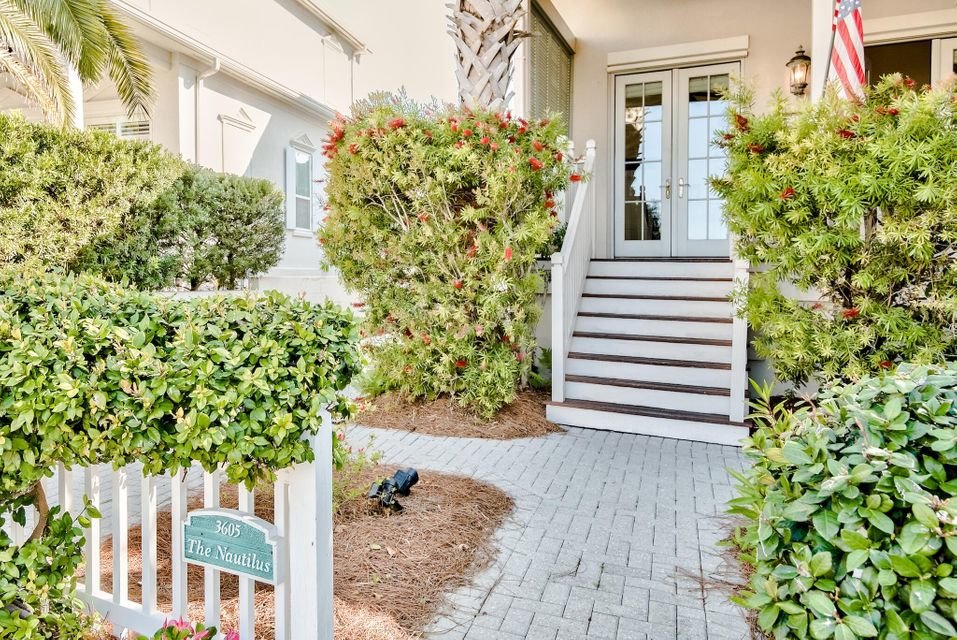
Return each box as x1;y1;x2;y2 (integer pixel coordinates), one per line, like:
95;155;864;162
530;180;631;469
3;410;335;640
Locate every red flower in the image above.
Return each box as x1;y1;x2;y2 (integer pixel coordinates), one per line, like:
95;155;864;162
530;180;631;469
545;199;555;209
480;136;491;145
455;359;467;369
450;122;459;132
880;360;893;369
421;334;431;345
515;352;526;363
570;173;582;182
722;133;735;141
735;114;750;132
454;141;464;148
348;143;359;155
904;77;916;89
318;237;327;245
352;301;366;308
842;307;860;319
466;245;478;258
403;365;413;374
490;142;500;151
424;130;433;138
811;302;823;310
529;157;544;171
462;128;473;137
747;143;765;154
837;128;856;139
418;213;430;222
388;117;406;130
555;152;563;162
533;140;545;152
504;247;513;261
779;187;795;200
454;279;463;289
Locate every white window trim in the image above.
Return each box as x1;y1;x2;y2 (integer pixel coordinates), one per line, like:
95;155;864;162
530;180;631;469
607;36;749;74
865;9;957;46
285;135;319;233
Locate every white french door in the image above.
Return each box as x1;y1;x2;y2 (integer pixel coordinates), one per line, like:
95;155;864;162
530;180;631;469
614;62;738;257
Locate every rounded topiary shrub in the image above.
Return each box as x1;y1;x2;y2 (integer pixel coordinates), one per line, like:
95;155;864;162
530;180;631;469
731;363;957;639
319;95;571;417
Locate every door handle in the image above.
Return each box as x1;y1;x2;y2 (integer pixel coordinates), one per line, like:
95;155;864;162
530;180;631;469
663;179;671;199
677;177;686;199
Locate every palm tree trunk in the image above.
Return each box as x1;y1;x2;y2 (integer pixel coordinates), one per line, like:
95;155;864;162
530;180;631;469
447;0;527;110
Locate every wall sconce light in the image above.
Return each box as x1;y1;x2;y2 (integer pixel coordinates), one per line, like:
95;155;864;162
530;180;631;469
787;46;811;96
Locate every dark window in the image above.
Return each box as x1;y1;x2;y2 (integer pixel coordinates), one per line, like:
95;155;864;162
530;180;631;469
864;40;932;87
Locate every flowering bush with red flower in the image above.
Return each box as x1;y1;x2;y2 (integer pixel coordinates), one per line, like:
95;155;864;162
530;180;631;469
713;75;957;385
319;95;570;417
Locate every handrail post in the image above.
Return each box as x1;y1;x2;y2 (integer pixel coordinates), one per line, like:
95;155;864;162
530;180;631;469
551;252;565;403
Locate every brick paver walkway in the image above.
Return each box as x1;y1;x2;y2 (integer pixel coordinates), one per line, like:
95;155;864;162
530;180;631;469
349;425;751;640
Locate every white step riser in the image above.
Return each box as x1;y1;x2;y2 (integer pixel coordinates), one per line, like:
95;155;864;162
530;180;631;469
579;297;731;318
575;315;733;341
565;381;730;415
546;404;747;446
584;278;734;298
567;358;731;388
570;336;732;364
588;261;734;279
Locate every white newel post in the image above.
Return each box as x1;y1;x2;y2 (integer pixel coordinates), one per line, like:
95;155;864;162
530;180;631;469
551;255;565;403
278;407;335;639
729;257;750;423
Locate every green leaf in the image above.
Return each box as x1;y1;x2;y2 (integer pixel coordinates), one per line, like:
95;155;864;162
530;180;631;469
813;510;840;539
899;521;932;554
840;529;871;551
912;504;939;529
810;551;833;577
803;590;837;619
783;440;814;465
919;610;956;636
843;615;877;637
909;580;936;613
890;555;922;578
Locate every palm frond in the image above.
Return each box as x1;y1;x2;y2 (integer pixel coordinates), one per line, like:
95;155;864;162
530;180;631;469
97;0;153;117
11;0;106;80
0;0;72;123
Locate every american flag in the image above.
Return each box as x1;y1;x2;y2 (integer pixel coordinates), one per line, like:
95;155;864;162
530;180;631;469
830;0;865;98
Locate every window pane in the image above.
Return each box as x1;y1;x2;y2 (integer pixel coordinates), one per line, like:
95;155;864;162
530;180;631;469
688;118;708;159
709;200;727;240
864;40;931;87
643;162;661;202
643;122;662;161
295;151;311;197
709;74;730;116
687;159;709;200
687;200;708;240
688;76;709;117
624;201;661;241
644;81;663;121
296;197;311;230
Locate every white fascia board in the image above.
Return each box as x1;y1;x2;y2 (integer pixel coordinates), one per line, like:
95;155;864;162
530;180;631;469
293;0;369;55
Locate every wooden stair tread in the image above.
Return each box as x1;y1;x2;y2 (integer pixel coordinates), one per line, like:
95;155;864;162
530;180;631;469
577;312;732;324
581;293;729;303
548;399;746;427
586;276;733;282
590;258;733;263
573;331;732;347
568;352;732;370
566;375;731;396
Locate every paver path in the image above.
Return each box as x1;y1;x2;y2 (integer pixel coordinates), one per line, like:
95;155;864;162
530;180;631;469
349;425;751;640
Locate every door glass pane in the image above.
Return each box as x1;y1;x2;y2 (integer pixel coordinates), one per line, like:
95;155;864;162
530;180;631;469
953;49;957;74
684;72;730;242
622;79;665;243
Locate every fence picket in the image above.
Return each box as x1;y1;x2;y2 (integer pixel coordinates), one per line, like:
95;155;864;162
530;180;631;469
237;486;256;640
141;473;158;616
57;463;73;515
203;470;222;630
170;469;188;617
84;466;101;594
111;467;129;603
273;479;290;640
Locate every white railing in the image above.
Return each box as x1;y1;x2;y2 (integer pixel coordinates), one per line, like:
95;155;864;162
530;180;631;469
3;410;336;639
551;140;597;403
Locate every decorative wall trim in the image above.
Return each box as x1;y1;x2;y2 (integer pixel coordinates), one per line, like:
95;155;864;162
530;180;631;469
218;108;257;132
290;134;317;153
865;9;957;45
607;35;749;73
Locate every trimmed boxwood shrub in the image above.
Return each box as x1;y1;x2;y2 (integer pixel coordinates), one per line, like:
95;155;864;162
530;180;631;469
319;95;571;417
713;77;957;387
0;113;183;274
0;272;360;638
731;363;957;639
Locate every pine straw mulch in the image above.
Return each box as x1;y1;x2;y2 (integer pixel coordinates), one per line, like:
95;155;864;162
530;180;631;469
356;389;562;439
92;465;513;639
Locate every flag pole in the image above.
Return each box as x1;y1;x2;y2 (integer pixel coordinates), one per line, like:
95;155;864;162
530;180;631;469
821;2;838;90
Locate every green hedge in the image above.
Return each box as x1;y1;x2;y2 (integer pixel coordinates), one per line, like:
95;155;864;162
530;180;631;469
713;77;957;386
0;272;360;638
72;165;287;290
319;95;571;417
0;113;182;274
732;363;957;639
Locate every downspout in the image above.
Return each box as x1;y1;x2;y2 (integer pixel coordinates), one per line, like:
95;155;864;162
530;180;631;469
195;57;221;165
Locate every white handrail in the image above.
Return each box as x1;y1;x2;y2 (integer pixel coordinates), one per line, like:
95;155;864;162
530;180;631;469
551;140;597;403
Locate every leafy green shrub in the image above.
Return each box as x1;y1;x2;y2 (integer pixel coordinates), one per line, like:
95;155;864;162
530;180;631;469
70;165;286;290
320;95;571;417
0;272;360;638
0;113;183;274
731;363;957;639
713;77;957;386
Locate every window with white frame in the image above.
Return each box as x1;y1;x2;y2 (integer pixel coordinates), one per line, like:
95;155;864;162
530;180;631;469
86;117;151;140
285;137;320;232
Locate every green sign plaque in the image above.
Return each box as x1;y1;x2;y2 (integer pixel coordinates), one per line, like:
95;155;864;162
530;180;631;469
182;509;282;584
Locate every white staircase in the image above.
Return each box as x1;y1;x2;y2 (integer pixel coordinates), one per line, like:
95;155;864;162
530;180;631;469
547;258;749;446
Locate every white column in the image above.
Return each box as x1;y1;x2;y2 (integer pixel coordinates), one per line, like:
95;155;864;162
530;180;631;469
67;64;84;129
811;0;835;100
